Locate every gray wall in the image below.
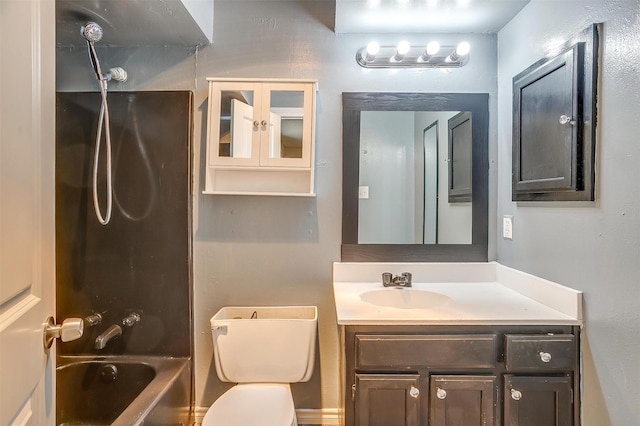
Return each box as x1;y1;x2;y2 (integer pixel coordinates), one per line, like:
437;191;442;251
192;1;498;411
496;1;640;425
58;0;499;413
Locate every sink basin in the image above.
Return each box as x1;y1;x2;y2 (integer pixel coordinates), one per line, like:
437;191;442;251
360;288;452;310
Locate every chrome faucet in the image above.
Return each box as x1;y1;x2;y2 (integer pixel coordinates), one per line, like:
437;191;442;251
382;272;412;288
95;324;122;349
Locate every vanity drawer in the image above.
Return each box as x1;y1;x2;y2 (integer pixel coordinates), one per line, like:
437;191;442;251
355;334;497;370
505;334;576;371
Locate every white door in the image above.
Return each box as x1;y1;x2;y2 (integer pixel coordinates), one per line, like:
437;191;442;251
0;0;56;425
230;98;255;158
268;111;282;159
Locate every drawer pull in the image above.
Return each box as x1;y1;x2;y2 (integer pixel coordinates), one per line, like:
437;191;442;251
539;351;552;363
436;387;447;400
409;386;420;399
511;389;522;401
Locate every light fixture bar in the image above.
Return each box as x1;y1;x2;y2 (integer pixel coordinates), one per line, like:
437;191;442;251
356;43;470;68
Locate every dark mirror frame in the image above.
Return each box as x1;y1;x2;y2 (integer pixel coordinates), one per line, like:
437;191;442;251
342;92;489;262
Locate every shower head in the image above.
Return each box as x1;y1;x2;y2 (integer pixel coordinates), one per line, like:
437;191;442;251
81;22;103;43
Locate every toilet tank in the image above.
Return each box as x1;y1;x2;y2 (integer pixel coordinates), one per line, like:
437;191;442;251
210;306;317;383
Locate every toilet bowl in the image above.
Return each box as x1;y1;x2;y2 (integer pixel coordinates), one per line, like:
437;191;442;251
202;306;317;426
202;384;296;426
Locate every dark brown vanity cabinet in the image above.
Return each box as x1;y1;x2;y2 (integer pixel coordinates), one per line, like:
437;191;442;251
343;326;580;426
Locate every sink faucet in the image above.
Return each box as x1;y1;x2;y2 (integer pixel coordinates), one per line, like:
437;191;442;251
382;272;412;288
95;324;122;349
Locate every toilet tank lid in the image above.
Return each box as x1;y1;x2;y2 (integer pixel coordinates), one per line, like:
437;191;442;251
210;306;317;325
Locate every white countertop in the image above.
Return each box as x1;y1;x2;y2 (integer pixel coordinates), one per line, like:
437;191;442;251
333;262;583;326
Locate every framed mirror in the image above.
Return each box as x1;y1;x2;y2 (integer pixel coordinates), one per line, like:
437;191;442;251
342;92;489;262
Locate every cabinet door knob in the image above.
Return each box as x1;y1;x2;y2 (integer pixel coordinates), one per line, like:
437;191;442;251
261;120;268;126
253;120;260;127
539;351;552;363
511;389;522;401
436;387;447;400
409;386;420;399
559;115;575;125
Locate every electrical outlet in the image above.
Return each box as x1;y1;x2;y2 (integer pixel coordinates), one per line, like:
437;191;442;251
503;215;513;240
359;186;369;199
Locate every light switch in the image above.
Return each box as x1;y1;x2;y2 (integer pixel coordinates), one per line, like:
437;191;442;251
503;215;513;240
359;186;369;199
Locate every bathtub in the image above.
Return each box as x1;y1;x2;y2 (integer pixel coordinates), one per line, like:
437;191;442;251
57;356;191;426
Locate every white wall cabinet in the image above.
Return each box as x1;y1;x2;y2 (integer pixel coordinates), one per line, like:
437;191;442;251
204;78;317;196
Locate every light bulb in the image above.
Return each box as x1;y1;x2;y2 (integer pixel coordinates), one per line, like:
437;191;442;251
366;41;380;56
456;41;471;57
397;41;411;55
426;41;440;56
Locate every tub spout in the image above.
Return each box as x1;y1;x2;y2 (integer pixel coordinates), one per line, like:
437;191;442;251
95;324;122;349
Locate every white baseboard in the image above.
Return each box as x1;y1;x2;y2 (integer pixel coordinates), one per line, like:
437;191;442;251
193;406;341;425
296;408;341;425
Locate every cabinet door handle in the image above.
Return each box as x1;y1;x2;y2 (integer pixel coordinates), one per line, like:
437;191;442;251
436;387;447;400
511;389;522;401
261;120;268;126
539;351;552;363
409;386;420;399
253;120;260;127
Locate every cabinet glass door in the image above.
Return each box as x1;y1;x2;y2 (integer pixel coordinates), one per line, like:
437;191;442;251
260;83;314;167
210;82;262;166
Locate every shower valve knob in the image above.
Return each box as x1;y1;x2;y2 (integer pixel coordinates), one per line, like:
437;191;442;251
108;67;128;82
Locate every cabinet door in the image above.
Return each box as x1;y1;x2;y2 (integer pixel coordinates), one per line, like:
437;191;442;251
259;82;314;167
430;375;496;426
355;374;421;426
208;81;262;166
504;376;572;426
448;112;473;203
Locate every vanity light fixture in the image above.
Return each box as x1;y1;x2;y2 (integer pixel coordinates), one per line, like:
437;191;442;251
356;40;470;68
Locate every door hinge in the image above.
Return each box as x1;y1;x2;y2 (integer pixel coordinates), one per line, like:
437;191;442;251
351;383;356;401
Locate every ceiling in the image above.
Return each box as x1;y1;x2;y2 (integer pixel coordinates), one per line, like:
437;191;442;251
56;0;212;47
56;0;530;48
335;0;530;34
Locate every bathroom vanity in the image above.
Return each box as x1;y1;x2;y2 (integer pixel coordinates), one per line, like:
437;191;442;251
333;262;582;426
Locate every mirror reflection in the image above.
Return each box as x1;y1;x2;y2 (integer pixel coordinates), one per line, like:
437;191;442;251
341;92;488;262
358;111;472;245
218;89;305;160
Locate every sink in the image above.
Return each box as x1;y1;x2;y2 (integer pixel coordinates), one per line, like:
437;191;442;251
360;288;452;310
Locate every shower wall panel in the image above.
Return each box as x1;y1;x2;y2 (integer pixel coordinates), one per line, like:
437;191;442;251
56;91;192;356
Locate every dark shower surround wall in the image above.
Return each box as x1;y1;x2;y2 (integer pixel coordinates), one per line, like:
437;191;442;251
56;91;192;357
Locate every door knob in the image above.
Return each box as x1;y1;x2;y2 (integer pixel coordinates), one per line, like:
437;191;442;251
43;316;84;349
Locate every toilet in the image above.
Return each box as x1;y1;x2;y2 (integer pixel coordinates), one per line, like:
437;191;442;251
202;306;318;426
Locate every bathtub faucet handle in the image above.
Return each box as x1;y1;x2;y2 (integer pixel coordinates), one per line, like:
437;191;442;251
122;312;141;327
84;312;102;327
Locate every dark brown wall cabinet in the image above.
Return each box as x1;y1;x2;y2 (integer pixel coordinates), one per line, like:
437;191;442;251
344;325;580;426
512;24;599;201
448;112;473;203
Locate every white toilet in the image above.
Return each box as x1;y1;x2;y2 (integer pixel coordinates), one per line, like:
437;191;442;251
202;306;318;426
